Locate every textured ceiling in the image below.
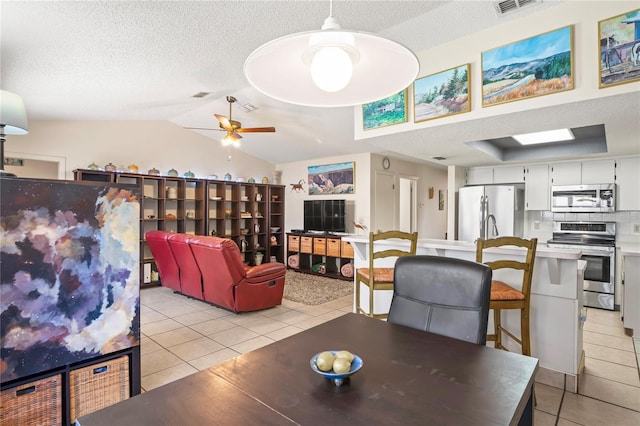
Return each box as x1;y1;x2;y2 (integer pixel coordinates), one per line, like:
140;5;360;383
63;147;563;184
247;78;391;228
2;0;638;166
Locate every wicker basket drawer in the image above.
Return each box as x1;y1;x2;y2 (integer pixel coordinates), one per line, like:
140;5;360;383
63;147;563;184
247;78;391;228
69;355;130;422
300;236;313;253
327;238;341;257
288;235;300;252
313;237;326;255
0;374;62;426
341;241;354;259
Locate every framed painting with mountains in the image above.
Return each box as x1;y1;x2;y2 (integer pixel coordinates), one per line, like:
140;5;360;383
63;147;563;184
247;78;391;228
481;25;574;107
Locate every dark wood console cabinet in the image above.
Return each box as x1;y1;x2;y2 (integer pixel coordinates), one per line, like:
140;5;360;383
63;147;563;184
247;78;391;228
286;233;354;280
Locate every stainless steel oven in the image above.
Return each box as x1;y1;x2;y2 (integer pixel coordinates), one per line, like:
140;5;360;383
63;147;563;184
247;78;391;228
547;221;616;310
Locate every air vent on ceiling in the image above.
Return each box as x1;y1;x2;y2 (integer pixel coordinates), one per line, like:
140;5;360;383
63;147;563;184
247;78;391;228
430;156;447;161
191;92;211;98
238;103;257;113
494;0;541;15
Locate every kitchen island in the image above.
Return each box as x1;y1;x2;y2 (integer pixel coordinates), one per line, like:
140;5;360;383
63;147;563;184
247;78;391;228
343;236;585;390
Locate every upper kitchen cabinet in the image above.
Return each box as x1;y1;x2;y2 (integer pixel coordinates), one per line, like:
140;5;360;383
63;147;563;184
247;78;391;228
524;164;549;210
616;157;640;211
493;166;525;184
465;167;493;185
549;159;617;185
581;159;616;184
549;162;581;185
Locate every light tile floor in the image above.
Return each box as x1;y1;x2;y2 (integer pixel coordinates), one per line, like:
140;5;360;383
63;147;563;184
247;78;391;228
140;286;640;425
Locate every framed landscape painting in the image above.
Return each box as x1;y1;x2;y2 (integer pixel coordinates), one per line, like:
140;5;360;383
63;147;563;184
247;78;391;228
362;90;408;130
414;64;470;122
482;25;574;107
599;9;640;88
308;162;354;195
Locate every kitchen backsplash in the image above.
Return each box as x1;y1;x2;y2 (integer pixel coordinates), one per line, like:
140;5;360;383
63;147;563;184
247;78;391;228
525;210;640;244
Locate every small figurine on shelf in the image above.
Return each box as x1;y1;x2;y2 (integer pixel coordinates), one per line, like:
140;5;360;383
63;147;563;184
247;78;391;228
240;238;248;252
261;176;269;184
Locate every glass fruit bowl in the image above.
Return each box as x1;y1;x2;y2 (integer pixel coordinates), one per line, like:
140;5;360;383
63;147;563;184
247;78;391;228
310;350;363;387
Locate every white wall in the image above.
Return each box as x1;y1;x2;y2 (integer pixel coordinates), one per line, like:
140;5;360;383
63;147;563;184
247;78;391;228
6;120;275;180
277;152;371;234
354;1;640;144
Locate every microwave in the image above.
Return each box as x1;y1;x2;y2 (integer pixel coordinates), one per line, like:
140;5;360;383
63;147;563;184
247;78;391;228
551;184;615;212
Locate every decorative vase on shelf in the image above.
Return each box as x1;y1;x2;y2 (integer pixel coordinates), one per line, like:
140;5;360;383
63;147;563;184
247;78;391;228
208;174;218;180
104;162;117;172
148;167;160;175
224;172;232;181
240;238;248;252
184;170;195;178
167;168;178;177
255;252;264;265
273;170;282;185
261;176;269;184
128;164;139;173
248;177;256;183
87;162;99;170
166;187;178;199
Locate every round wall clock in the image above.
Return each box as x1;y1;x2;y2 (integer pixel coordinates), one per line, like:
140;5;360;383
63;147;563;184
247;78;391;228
382;157;390;170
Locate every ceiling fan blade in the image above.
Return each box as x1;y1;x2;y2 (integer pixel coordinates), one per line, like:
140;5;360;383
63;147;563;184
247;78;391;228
237;127;276;133
229;131;243;141
184;127;223;131
215;113;232;130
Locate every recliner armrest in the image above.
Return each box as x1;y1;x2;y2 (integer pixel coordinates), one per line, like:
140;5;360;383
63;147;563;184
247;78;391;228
245;262;286;282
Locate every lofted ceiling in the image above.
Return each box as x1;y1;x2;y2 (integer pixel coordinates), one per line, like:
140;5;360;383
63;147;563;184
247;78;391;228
1;1;638;167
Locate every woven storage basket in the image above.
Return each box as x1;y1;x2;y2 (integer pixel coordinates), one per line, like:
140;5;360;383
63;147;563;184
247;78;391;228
69;355;130;422
0;374;62;426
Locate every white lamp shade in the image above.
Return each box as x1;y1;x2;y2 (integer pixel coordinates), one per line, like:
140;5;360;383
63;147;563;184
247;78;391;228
244;30;419;107
0;90;29;135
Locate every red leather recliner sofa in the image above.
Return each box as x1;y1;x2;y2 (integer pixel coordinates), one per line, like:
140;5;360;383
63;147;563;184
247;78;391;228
145;231;286;312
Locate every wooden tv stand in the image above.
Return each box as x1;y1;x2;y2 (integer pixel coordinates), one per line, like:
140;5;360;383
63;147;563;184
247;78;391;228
286;232;354;281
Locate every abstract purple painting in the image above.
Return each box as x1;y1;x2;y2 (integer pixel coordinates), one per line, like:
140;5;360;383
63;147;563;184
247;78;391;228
1;179;140;382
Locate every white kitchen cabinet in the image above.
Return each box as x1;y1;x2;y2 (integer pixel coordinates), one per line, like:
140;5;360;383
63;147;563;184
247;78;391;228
465;167;493;185
493;165;525;184
525;164;550;210
549;162;581;185
616;157;640;211
622;253;640;335
581;158;616;184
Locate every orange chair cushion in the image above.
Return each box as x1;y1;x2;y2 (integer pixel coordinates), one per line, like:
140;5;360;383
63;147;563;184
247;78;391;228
356;267;394;283
490;280;525;301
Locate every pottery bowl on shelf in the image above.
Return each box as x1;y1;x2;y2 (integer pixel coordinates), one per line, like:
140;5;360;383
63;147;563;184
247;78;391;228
240;228;250;235
270;227;280;233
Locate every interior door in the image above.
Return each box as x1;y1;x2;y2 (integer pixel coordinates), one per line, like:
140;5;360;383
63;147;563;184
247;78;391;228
374;171;396;232
399;177;416;233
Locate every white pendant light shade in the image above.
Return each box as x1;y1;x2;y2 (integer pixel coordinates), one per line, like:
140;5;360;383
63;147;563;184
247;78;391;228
244;23;419;107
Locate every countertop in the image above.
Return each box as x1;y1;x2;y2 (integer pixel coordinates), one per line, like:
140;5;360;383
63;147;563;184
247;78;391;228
618;241;640;256
342;236;582;260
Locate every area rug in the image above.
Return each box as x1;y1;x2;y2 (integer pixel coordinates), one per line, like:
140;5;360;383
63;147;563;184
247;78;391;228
283;270;353;305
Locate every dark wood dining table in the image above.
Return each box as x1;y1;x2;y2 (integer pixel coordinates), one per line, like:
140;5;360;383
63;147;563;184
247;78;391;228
77;313;538;425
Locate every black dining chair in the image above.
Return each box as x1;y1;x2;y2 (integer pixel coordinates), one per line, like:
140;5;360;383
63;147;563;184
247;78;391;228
387;255;493;345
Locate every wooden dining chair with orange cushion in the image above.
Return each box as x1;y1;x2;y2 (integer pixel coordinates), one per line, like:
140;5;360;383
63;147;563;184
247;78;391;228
476;236;537;356
355;230;418;319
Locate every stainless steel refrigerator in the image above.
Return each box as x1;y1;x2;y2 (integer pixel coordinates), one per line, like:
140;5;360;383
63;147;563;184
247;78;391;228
457;184;525;242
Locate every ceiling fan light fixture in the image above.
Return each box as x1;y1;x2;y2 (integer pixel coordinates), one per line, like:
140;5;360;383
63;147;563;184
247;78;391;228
244;5;418;107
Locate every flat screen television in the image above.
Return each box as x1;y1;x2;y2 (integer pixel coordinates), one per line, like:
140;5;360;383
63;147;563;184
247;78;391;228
304;199;346;233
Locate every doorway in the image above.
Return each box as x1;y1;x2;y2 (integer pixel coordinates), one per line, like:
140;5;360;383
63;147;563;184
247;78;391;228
399;176;417;233
4;152;65;179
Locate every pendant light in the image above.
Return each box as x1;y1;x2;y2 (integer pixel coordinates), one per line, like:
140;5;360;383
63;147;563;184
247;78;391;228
244;1;419;107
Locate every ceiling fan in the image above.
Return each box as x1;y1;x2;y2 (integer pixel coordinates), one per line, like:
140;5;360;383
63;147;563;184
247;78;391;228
186;96;276;146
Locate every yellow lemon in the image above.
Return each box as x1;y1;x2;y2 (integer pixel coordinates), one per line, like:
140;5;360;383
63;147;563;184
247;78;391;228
332;357;351;374
335;350;355;362
316;351;335;372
